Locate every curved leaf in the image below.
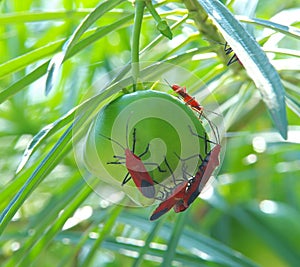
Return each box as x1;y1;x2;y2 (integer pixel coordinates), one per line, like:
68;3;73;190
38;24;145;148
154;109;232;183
197;0;288;139
45;0;126;94
238;15;300;40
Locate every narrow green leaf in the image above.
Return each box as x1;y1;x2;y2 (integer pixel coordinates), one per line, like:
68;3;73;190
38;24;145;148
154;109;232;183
80;206;123;267
45;52;64;95
65;14;134;60
0;124;73;234
5;176;87;266
162;213;187;267
16;108;75;173
0;75;127;234
45;0;126;94
0;15;132;102
238;15;300;40
197;0;288;139
22;183;94;266
119;213;259;267
63;0;126;56
285;93;300;117
132;219;164;267
0;62;49;104
0;40;63;79
263;48;300;58
0;11;90;24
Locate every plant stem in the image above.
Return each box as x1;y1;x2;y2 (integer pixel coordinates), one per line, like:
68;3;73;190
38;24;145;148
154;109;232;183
145;0;172;39
182;0;229;64
131;0;145;90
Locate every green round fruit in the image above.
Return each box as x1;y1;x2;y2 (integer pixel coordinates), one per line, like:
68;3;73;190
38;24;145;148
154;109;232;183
84;90;209;205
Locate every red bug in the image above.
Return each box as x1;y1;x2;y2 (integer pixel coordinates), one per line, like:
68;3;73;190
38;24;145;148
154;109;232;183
100;122;164;199
177;126;220;208
150;128;221;220
166;81;220;144
150;180;188;221
150;158;189;221
165;80;204;116
171;85;204;115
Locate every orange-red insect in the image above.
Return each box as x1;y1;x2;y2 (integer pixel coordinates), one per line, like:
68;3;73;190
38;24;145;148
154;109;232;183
101;124;162;198
170;84;204;116
150;130;221;220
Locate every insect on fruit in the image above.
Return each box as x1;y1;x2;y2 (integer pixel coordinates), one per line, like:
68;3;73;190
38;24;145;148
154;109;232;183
150;159;189;221
150;127;221;220
179;127;221;208
171;85;204;115
165;79;204;116
166;81;220;144
100;118;164;199
150;180;188;221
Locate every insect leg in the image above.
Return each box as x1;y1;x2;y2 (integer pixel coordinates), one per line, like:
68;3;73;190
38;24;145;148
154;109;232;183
227;54;239;66
138;143;150;158
122;172;132;185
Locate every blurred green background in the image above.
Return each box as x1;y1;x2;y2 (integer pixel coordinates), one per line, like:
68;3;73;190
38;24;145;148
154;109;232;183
0;0;300;266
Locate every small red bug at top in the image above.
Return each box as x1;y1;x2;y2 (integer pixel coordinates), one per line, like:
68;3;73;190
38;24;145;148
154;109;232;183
100;117;164;199
165;79;204;116
171;85;204;115
166;80;221;145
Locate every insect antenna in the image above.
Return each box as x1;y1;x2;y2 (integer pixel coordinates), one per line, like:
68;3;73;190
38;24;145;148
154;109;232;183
99;133;126;151
164;79;172;88
125;112;135;152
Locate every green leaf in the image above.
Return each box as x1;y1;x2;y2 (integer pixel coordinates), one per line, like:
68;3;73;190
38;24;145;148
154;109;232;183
45;0;126;94
197;0;288;139
79;206;123;267
162;212;187;267
1;15;133;102
238;16;300;40
0;62;49;104
5;176;88;266
0;124;74;235
0;41;63;79
119;213;259;267
233;202;300;266
0;11;90;24
285;92;300;117
132;219;164;267
16;108;75;173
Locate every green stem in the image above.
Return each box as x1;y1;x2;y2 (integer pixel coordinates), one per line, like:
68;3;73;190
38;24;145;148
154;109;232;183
145;0;173;39
182;0;229;64
145;0;161;22
131;0;145;90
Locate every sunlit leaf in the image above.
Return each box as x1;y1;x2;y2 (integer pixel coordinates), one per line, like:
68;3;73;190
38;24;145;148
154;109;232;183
197;0;288;139
45;0;126;94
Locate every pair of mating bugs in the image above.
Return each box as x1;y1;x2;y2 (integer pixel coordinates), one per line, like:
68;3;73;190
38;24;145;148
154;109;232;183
101;84;221;220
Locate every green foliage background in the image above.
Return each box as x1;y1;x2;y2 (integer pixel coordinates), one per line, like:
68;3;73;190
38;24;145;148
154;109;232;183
0;0;300;266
